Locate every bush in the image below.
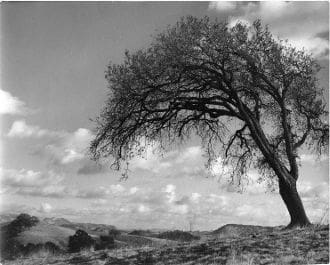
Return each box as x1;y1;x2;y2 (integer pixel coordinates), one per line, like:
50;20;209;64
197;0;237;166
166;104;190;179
157;230;199;242
68;229;95;253
1;213;40;260
5;213;39;238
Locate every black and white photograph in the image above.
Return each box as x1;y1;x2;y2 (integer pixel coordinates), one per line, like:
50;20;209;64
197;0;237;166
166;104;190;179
1;1;329;264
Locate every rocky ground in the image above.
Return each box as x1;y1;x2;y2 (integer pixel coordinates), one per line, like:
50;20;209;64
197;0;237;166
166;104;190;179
3;224;328;265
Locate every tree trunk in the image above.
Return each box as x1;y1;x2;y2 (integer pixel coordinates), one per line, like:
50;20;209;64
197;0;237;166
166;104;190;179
278;177;311;228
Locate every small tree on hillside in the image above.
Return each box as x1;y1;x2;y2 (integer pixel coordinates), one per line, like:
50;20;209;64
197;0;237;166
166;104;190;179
91;17;328;228
68;230;95;253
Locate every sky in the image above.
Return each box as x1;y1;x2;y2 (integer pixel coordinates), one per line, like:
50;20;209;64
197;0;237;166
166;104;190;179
0;1;329;230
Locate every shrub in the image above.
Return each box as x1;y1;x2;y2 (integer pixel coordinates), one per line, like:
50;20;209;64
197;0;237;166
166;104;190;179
1;213;40;260
68;229;95;253
157;230;199;242
5;213;39;238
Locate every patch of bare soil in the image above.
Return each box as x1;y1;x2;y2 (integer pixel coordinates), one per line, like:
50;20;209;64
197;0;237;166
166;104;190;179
3;225;328;265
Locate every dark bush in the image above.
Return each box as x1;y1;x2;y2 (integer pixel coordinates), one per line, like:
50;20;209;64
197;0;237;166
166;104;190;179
129;230;145;236
44;241;61;254
68;229;95;253
5;213;39;238
1;213;40;260
157;230;199;242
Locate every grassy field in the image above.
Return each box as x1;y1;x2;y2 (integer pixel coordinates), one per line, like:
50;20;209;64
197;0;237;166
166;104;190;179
2;224;328;265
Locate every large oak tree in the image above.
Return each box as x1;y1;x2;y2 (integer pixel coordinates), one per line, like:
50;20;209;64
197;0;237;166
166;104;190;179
91;17;328;228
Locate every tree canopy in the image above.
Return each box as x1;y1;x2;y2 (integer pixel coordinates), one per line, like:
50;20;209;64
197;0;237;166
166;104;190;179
91;17;328;185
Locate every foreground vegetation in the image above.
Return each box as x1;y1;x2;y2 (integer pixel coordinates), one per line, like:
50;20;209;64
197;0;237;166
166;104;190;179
1;214;328;265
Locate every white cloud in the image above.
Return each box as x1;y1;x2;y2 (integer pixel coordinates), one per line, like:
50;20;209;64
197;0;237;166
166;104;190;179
163;184;176;203
210;1;329;58
7;121;94;166
7;120;64;138
208;1;237;12
90;199;108;207
73;184;125;199
1;167;67;198
40;202;53;213
30;126;94;166
61;149;85;164
131;145;210;180
1;167;62;188
138;204;150;213
129;187;139;194
0;90;30;115
191;192;202;203
110;184;125;194
300;154;328;164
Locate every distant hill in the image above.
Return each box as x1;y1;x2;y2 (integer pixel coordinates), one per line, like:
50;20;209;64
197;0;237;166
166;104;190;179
60;222;116;236
16;221;76;248
212;224;275;238
43;217;72;226
0;213;118;260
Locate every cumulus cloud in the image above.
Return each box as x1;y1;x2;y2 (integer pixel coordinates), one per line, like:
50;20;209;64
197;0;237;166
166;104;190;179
39;202;53;213
1;167;68;198
131;145;210;179
0;166;128;200
43;128;93;165
1;167;62;188
73;184;125;199
7;120;64;138
0;90;31;115
7;120;94;167
30;127;94;167
209;1;329;58
208;1;237;12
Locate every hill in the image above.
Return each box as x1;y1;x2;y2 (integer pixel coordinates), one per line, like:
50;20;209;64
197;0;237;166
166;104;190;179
2;224;328;265
212;224;276;238
16;221;76;248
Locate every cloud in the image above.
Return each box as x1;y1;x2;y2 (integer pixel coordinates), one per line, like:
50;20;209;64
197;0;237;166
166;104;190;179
77;160;105;175
0;90;31;115
209;1;329;58
129;187;139;194
1;167;68;198
0;166;127;199
1;167;62;188
73;184;125;199
299;154;328;164
131;145;210;179
7;120;64;138
208;1;237;12
29;126;94;166
39;202;53;213
90;199;108;207
298;181;329;201
7;120;94;167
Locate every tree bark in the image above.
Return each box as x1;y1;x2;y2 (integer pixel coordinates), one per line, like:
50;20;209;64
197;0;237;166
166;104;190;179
278;177;311;228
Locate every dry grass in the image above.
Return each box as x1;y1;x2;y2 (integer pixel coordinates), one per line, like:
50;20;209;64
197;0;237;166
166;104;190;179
2;224;328;265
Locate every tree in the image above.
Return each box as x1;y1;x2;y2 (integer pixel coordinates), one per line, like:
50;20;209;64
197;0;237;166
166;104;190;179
68;229;95;253
91;17;328;228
